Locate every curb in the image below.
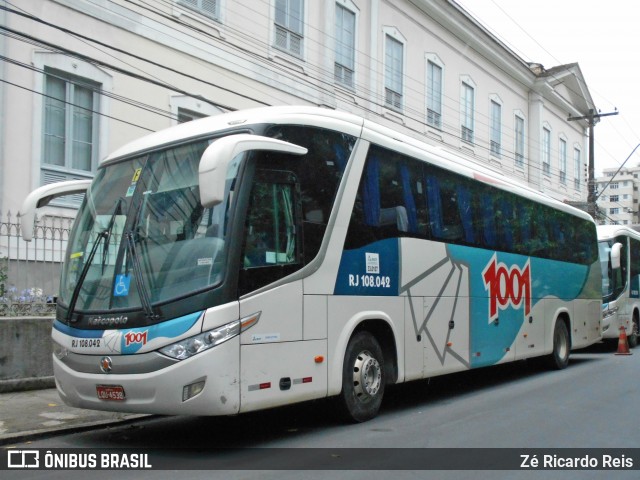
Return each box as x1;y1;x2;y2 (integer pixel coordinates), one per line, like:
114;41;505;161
0;376;56;394
0;415;152;447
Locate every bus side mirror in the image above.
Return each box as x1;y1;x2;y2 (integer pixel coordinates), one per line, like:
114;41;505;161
19;180;92;241
611;242;623;270
198;134;307;208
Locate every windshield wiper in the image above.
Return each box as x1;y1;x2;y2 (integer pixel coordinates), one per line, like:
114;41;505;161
65;198;124;323
101;198;125;271
125;230;159;320
65;230;108;323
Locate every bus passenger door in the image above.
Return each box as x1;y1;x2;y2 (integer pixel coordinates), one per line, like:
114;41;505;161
237;170;303;294
613;239;631;325
237;169;327;412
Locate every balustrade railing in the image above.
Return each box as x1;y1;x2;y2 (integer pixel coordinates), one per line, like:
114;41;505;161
0;211;73;316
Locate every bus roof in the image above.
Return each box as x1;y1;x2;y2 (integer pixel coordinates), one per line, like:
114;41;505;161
597;224;640;241
103;105;594;224
104;106;365;162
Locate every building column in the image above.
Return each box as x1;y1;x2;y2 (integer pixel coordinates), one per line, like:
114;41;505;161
527;91;543;192
369;0;379;114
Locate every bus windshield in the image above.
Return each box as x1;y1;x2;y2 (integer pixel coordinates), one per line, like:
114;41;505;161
599;240;614;298
599;238;626;301
60;138;241;313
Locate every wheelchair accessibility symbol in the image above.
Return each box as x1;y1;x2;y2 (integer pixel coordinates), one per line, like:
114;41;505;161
114;274;131;297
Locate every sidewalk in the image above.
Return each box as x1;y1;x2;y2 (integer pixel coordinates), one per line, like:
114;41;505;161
0;388;147;445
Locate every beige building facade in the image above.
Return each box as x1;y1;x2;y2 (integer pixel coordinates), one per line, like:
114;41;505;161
0;0;596;221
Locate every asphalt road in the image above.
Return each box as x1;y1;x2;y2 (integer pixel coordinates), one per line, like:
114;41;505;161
4;341;640;479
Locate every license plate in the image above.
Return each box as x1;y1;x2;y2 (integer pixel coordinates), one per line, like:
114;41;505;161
96;385;126;401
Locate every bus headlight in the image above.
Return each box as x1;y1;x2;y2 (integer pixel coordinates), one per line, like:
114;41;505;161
602;306;618;320
53;341;69;360
160;321;239;360
159;312;260;360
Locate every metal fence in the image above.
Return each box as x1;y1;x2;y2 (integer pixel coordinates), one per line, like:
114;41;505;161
0;211;73;316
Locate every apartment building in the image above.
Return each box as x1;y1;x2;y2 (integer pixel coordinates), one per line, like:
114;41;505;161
596;166;640;225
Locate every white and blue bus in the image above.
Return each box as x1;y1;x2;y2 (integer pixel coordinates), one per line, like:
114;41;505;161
598;224;640;347
21;106;602;422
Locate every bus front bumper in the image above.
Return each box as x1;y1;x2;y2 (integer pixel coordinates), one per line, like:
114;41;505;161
601;311;631;340
53;337;240;416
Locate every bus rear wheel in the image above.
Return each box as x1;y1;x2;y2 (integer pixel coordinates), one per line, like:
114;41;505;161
547;319;570;370
338;331;385;423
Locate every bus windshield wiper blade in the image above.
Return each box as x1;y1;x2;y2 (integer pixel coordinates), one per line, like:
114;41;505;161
65;230;108;323
101;197;125;273
66;198;125;322
125;230;158;320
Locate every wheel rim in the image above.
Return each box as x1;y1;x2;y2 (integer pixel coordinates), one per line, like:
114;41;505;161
352;350;382;402
556;326;568;361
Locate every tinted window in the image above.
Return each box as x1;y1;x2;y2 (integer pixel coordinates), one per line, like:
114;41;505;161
238;125;356;294
345;144;597;265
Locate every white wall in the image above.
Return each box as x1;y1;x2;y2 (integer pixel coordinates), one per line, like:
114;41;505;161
0;0;594;219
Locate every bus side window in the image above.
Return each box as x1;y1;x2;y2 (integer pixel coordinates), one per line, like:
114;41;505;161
242;175;300;268
480;193;494;248
529;207;549;257
497;195;515;251
362;152;411;234
264;125;356;265
456;183;476;244
515;202;533;254
398;163;419;234
345;147;425;249
425;175;444;239
548;210;568;261
238;169;303;296
426;173;464;242
575;218;596;264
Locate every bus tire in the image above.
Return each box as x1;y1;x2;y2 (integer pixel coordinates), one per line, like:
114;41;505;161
547;319;570;370
628;313;639;348
338;331;385;423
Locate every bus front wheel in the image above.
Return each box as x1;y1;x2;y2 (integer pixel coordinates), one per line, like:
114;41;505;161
338;331;385;423
628;314;639;348
547;319;570;370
